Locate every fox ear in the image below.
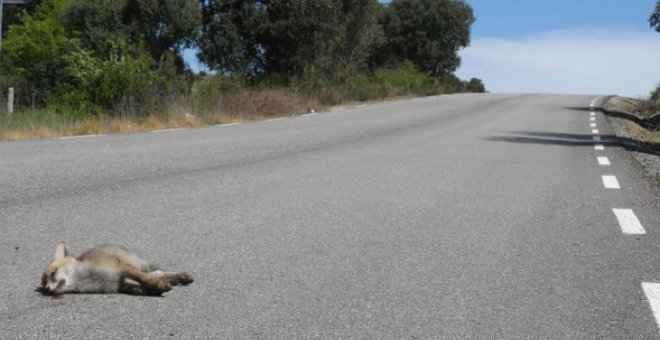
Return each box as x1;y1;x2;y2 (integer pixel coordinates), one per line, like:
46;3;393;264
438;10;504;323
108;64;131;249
54;243;69;260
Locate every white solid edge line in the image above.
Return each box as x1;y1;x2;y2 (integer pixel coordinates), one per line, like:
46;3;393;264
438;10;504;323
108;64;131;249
151;128;186;133
642;283;660;332
614;209;646;234
216;122;241;127
594;144;605;150
58;134;105;140
597;156;611;166
602;175;620;189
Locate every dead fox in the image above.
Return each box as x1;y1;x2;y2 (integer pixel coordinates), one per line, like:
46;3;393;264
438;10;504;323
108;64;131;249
41;243;193;296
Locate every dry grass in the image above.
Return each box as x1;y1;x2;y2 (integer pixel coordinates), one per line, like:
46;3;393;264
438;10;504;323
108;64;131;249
0;114;213;141
0;88;321;141
623;120;660;148
606;96;660;151
0;127;58;140
205;89;319;120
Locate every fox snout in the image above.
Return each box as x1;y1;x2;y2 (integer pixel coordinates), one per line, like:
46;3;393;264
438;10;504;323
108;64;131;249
42;279;66;295
41;271;67;295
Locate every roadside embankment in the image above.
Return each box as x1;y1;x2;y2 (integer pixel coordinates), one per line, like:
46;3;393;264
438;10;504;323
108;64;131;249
603;95;660;188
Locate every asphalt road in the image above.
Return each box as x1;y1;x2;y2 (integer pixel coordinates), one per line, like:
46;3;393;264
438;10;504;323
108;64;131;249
1;93;659;339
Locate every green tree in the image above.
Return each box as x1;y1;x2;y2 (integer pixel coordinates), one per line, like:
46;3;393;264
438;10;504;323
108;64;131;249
464;77;485;93
2;0;75;106
197;0;266;76
122;0;201;65
63;0;200;66
1;0;45;40
376;0;475;77
259;0;383;78
651;1;660;32
60;0;127;58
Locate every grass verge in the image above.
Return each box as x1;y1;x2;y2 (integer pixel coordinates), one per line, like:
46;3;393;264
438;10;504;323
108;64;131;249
0;63;478;141
0;88;318;141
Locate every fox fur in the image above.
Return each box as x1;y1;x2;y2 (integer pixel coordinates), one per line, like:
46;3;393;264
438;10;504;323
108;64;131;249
41;243;193;296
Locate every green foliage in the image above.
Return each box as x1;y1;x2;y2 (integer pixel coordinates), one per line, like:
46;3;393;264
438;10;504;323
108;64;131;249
122;0;201;63
63;0;200;63
61;0;127;58
2;0;75;106
2;0;199;116
57;43;161;115
376;0;475;77
651;83;660;101
262;0;384;79
464;78;486;93
197;0;383;79
371;60;436;95
1;0;485;124
651;2;660;32
309;60;440;105
197;0;266;76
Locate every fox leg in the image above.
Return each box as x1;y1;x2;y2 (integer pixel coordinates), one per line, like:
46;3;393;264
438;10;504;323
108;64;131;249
119;265;171;295
149;270;194;285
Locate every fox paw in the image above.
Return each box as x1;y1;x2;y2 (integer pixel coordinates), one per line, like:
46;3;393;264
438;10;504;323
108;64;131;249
175;272;194;285
155;280;172;292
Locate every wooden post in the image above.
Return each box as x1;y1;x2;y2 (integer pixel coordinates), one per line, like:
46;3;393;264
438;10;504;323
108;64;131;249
7;87;13;115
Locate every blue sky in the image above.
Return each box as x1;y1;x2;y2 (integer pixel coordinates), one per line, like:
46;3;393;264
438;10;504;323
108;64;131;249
456;0;660;97
185;0;660;97
466;0;654;38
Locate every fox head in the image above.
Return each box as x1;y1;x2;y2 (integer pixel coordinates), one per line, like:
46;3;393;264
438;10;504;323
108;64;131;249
41;243;77;295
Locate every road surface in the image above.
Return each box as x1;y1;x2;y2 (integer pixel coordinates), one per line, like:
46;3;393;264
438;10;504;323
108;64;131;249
1;93;659;339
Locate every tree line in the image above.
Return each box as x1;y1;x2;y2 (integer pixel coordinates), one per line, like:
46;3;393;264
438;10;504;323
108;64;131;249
0;0;484;116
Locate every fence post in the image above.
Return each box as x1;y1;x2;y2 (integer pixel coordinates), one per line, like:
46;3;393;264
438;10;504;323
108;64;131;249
7;87;13;115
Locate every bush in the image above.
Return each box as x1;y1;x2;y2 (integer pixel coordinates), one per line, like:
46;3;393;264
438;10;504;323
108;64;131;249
298;60;441;105
54;42;163;117
651;83;660;101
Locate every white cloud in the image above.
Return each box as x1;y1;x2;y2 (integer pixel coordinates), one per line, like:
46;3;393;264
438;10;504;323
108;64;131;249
456;29;660;98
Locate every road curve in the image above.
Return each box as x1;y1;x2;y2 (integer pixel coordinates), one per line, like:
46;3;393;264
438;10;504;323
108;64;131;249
1;93;659;339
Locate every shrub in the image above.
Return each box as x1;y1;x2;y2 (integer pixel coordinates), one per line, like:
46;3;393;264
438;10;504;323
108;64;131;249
56;43;162;116
191;74;314;119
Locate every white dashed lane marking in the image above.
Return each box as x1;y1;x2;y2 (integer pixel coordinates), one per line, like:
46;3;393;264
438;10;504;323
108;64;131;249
602;175;620;189
643;283;660;331
597;156;611;166
594;144;605;151
593;136;602;141
590;123;597;128
613;209;646;234
592;129;599;134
